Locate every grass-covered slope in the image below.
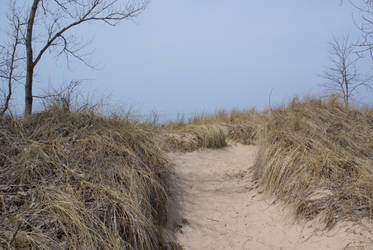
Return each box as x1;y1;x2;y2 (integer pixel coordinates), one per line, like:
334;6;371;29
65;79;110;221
0;109;171;249
253;98;373;228
161;97;373;228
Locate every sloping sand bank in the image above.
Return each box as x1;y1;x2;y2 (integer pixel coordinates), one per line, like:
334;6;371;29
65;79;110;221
166;143;373;250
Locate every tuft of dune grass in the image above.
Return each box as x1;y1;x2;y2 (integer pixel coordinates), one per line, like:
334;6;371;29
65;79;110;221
159;109;265;152
0;108;173;249
226;109;265;145
253;97;373;228
159;124;227;152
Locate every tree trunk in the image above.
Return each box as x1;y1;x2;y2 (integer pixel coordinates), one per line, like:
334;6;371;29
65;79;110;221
344;80;349;109
345;93;349;109
24;65;34;116
24;0;40;117
343;71;349;109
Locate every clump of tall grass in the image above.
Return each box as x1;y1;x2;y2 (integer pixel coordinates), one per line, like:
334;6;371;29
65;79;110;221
186;109;265;146
160;124;227;152
226;109;265;145
159;109;265;152
253;97;373;228
0;107;173;249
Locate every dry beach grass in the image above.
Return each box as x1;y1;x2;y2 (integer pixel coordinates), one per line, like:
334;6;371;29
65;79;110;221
253;97;373;228
159;124;227;152
0;108;173;249
1;96;373;249
162;97;373;228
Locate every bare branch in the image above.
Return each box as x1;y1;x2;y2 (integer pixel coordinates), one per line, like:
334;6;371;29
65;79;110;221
14;0;148;115
38;80;83;112
0;9;22;117
320;36;372;108
33;0;146;66
348;1;373;59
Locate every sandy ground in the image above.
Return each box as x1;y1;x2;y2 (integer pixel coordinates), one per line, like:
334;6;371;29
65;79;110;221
165;143;373;250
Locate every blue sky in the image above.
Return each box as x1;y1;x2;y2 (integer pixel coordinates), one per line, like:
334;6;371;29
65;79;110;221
1;0;372;119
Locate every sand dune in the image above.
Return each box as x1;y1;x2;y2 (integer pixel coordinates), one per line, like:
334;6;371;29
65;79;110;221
166;143;373;250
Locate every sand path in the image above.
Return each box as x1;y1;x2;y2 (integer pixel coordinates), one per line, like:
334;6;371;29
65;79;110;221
166;143;373;250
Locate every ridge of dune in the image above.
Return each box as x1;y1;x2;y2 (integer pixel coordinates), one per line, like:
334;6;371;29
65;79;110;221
165;143;373;250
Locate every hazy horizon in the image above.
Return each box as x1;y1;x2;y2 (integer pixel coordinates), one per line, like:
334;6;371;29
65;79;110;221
1;0;372;121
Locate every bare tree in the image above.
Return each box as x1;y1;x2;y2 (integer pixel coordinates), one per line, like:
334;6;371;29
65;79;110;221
321;36;371;109
0;12;22;117
347;1;373;59
5;0;147;116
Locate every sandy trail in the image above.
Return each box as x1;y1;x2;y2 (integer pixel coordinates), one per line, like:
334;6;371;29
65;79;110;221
166;143;373;250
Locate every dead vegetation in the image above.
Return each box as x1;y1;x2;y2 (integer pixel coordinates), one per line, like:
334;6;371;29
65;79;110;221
161;97;373;229
0;107;174;249
1;95;373;250
159;124;227;152
226;109;265;145
158;110;262;152
253;97;373;228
